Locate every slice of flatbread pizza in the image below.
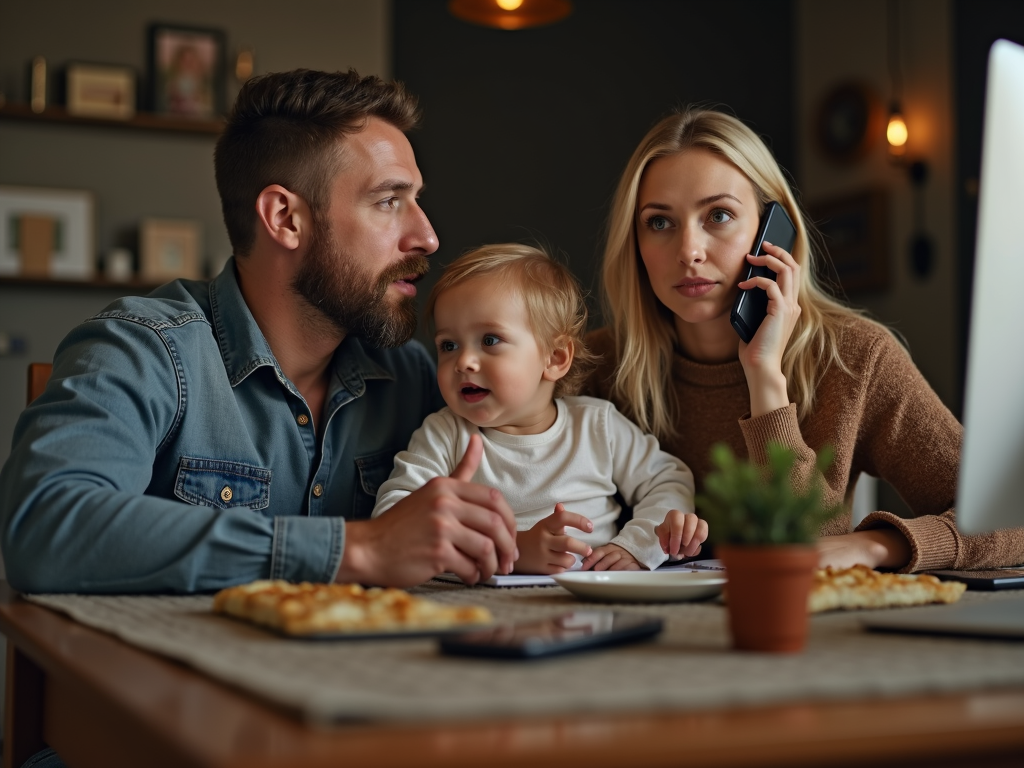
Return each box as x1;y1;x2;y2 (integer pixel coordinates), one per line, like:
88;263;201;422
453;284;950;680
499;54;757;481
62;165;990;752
213;580;493;636
809;565;967;613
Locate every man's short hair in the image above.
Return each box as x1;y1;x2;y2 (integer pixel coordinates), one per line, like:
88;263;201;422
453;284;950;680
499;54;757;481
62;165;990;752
426;243;598;398
214;69;420;256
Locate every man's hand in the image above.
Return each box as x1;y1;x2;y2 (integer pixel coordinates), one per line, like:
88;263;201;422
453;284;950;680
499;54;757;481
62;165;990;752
335;435;518;587
514;503;593;575
816;528;912;571
581;543;642;571
655;510;708;559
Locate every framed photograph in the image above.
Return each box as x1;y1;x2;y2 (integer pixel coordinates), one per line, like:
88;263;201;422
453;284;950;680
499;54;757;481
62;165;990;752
66;62;136;119
0;186;95;280
148;23;225;118
140;218;202;281
809;188;889;294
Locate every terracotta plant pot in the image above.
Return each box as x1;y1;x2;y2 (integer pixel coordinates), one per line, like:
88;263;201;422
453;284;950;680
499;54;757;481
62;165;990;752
717;544;819;652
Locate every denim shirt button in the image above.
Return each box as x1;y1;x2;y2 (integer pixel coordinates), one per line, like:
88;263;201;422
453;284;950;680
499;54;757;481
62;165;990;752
297;414;310;426
312;483;324;498
220;486;233;502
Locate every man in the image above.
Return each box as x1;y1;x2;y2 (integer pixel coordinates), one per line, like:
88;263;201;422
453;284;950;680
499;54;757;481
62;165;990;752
0;69;517;593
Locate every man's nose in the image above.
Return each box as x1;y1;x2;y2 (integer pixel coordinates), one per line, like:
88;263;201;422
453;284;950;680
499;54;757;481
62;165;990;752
401;203;439;256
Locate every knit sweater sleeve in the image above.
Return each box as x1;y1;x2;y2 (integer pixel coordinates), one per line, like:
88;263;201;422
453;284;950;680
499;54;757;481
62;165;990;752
739;327;1024;572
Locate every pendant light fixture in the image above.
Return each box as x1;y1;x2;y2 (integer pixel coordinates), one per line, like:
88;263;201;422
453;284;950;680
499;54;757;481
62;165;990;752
449;0;572;31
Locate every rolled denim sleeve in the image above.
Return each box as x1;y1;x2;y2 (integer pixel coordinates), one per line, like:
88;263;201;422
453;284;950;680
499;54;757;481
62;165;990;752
0;314;340;594
271;516;345;583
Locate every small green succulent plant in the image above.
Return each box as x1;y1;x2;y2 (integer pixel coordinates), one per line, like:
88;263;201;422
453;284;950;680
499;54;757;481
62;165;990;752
696;442;842;546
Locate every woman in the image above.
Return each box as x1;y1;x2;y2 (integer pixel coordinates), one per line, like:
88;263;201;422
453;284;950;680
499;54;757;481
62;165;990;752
583;108;1024;572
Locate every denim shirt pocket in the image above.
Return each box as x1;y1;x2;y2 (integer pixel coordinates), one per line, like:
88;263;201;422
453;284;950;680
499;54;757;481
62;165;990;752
351;449;397;520
174;457;272;510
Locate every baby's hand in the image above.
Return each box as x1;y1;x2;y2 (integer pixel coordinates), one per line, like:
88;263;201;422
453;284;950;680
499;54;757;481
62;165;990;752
581;543;642;571
655;510;708;559
514;503;593;575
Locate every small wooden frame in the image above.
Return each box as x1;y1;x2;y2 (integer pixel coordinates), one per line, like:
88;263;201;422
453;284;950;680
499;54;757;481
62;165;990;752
140;218;202;281
65;62;136;120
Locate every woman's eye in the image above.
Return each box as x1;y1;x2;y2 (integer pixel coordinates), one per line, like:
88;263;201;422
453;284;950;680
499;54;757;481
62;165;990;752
647;215;670;231
438;340;457;353
709;209;733;224
482;335;501;347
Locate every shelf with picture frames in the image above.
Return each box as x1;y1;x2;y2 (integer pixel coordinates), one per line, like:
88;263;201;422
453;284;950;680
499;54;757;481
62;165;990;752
0;102;224;135
0;275;164;291
0;99;221;287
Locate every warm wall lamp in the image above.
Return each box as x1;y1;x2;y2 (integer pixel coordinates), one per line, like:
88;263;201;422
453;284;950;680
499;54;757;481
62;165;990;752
886;105;908;156
448;0;572;30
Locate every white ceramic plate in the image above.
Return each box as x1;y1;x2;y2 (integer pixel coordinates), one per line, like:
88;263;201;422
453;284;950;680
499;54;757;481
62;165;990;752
552;571;726;603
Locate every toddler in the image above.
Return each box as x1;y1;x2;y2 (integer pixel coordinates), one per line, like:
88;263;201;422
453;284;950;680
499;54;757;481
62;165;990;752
372;244;706;573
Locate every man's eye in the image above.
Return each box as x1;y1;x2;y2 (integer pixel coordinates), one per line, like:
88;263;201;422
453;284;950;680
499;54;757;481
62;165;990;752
482;335;501;347
381;197;400;210
438;340;457;352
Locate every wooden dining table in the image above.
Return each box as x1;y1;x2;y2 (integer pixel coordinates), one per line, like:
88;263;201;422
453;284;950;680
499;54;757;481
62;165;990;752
2;581;1024;768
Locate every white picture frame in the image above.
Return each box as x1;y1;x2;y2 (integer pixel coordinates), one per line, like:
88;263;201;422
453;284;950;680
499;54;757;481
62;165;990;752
0;186;95;279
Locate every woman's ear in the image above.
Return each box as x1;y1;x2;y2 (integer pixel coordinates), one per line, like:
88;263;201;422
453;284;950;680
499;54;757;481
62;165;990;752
254;184;310;251
542;337;575;383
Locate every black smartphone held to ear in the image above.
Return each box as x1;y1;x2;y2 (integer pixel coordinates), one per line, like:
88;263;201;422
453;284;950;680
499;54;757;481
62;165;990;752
438;611;663;660
730;201;798;343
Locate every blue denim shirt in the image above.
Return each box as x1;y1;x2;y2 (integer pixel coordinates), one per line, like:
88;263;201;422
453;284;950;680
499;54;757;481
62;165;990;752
0;259;443;593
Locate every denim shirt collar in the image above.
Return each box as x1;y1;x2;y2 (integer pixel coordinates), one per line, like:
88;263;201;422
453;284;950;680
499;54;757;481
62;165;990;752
208;258;394;397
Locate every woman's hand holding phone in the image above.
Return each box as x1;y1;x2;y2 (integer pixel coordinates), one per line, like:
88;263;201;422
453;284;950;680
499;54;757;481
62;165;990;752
737;240;803;418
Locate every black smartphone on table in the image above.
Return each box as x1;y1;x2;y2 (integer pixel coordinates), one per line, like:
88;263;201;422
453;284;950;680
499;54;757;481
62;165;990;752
439;611;663;659
730;201;798;343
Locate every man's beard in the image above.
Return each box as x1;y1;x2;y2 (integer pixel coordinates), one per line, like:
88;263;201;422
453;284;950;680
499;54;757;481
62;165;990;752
292;220;429;348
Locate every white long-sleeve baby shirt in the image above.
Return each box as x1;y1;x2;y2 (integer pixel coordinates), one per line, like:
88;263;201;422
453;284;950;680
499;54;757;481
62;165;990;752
371;396;695;570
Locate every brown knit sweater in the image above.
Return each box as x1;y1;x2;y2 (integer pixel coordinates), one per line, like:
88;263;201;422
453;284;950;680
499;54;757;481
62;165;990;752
583;317;1024;573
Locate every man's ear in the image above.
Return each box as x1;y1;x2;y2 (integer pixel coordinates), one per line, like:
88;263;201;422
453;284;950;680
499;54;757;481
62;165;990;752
542;337;575;383
254;184;310;251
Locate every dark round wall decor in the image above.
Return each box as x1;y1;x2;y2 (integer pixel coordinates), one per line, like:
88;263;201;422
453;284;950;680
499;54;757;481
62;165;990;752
815;82;883;163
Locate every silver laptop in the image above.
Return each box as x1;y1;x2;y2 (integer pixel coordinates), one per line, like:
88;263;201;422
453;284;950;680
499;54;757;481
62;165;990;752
863;39;1024;640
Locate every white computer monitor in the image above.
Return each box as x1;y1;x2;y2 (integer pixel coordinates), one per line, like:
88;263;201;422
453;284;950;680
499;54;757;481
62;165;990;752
956;38;1024;534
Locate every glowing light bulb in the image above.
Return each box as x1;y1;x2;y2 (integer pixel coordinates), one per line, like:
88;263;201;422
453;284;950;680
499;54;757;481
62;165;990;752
497;0;524;10
887;113;908;148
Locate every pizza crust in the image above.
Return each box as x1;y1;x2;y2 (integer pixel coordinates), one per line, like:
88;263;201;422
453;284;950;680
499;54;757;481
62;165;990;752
213;580;493;636
809;565;967;613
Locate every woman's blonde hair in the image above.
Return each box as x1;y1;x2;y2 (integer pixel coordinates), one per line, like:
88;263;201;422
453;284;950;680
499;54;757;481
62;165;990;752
602;107;873;441
426;243;598;398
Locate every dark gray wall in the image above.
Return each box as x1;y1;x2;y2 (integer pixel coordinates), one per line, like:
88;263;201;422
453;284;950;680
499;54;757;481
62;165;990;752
394;0;795;346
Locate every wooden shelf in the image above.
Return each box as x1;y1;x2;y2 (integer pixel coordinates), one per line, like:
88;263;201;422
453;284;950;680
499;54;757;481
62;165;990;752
0;275;165;291
0;102;224;135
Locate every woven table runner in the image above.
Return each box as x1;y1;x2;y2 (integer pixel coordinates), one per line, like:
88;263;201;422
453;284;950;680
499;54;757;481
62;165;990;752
26;584;1024;724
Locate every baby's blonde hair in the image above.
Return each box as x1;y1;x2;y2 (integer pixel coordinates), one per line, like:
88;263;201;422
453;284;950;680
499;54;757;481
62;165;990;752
426;243;597;398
